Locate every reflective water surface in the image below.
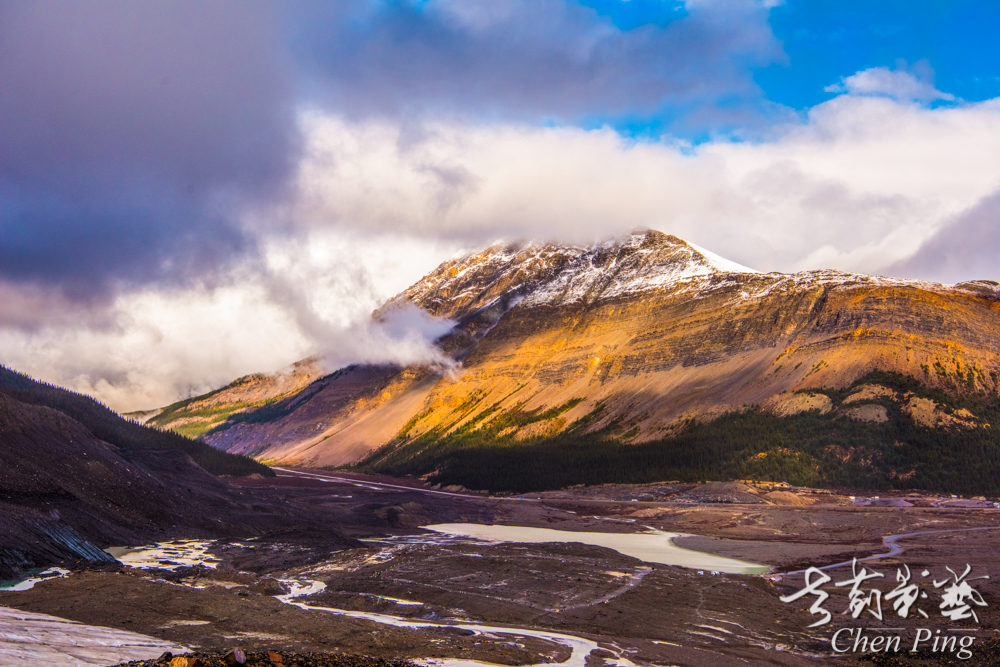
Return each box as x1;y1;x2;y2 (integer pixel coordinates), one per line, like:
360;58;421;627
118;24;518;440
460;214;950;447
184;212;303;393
423;523;768;574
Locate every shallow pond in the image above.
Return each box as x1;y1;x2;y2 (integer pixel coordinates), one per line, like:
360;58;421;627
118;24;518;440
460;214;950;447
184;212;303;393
423;524;768;575
105;540;221;570
0;567;69;592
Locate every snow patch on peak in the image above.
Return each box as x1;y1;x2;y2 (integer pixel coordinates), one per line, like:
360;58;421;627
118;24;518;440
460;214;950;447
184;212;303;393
390;231;996;336
953;280;1000;298
715;268;972;306
393;230;762;316
687;242;760;275
520;231;758;307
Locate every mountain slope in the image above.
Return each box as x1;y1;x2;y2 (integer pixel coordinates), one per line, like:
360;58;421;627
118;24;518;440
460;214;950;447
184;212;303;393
0;366;273;477
365;370;1000;494
0;394;291;579
170;230;1000;492
0;368;367;579
134;356;323;439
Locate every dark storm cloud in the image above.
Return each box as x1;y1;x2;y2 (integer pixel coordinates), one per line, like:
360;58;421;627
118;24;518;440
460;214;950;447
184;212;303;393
889;190;1000;284
287;0;782;122
0;0;784;314
0;0;294;295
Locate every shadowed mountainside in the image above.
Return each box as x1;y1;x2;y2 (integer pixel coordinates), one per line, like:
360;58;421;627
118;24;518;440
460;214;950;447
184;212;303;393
0;366;273;477
0;368;363;579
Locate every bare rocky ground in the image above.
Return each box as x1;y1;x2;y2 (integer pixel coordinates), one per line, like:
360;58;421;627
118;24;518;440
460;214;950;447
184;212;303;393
2;471;1000;666
118;652;417;667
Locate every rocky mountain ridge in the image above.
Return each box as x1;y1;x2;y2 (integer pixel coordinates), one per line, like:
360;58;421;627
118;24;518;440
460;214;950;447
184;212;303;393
386;230;996;322
384;232;757;319
147;230;1000;492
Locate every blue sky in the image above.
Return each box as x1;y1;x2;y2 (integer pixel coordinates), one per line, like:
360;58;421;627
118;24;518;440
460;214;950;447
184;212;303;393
759;0;1000;109
601;0;1000;109
4;0;1000;408
272;0;1000;141
542;0;1000;136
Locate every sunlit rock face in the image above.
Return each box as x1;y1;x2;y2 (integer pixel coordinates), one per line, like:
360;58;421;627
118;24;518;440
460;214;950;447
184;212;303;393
194;229;1000;467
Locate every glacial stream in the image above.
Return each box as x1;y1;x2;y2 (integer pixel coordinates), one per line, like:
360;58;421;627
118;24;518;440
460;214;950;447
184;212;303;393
54;523;766;667
277;524;764;666
276;579;635;667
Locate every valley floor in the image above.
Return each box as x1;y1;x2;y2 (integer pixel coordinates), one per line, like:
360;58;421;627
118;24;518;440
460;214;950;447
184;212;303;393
2;471;1000;667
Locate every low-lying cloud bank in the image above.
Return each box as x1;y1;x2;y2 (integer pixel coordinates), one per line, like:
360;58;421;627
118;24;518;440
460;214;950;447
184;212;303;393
0;231;462;412
292;88;1000;278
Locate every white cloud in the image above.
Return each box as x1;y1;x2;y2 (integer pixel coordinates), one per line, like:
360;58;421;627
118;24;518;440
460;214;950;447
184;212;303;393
0;229;463;412
0;281;313;412
7;77;1000;411
824;65;955;102
291;91;1000;275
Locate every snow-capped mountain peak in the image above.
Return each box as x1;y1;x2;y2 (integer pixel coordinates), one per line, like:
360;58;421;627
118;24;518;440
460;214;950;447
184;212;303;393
390;229;758;319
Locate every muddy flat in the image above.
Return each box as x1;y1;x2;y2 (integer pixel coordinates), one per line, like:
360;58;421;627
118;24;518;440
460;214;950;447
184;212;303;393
2;471;999;666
